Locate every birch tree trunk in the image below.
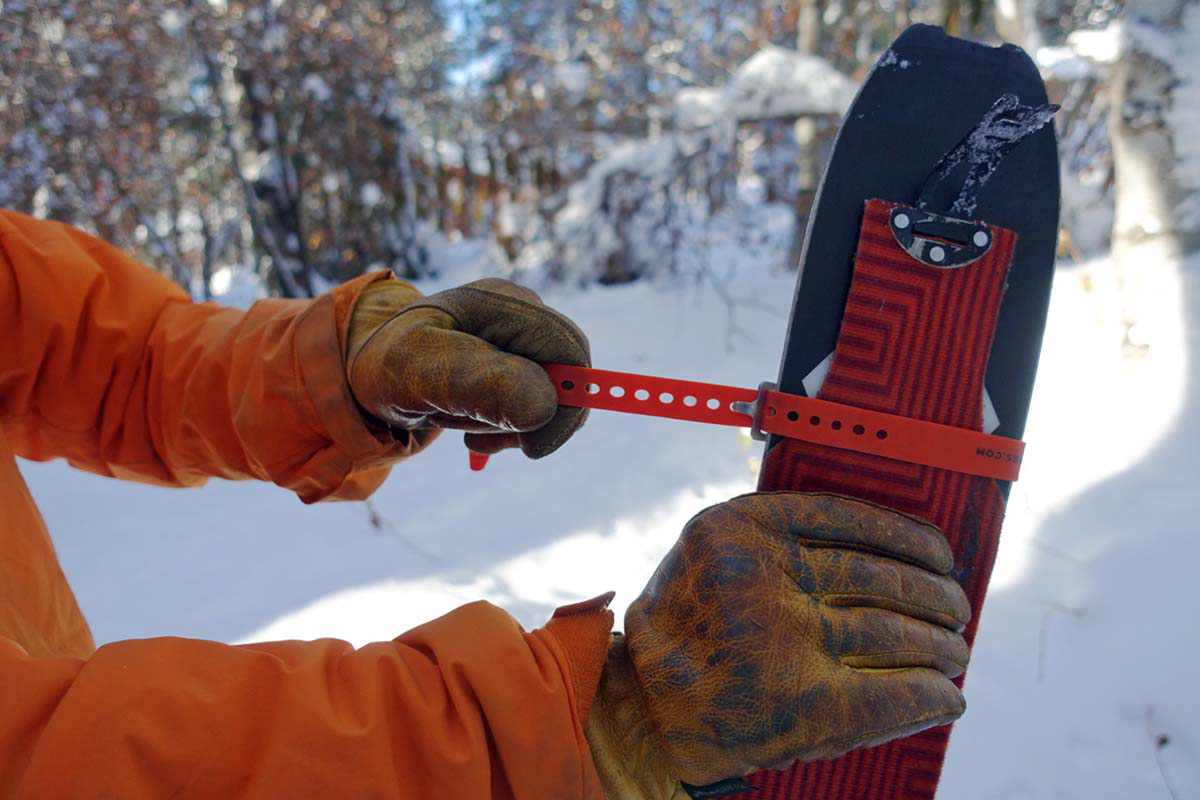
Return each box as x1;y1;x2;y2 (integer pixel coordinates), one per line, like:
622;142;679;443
785;0;821;270
1110;0;1200;258
1108;0;1200;340
993;0;1041;51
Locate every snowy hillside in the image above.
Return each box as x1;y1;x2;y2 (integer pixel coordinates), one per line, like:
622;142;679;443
18;223;1199;798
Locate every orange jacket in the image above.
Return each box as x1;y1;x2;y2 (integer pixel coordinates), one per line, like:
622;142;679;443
0;211;613;798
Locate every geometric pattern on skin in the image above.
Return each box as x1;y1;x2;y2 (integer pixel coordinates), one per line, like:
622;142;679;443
734;200;1015;800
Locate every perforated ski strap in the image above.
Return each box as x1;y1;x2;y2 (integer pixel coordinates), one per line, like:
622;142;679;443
726;198;1017;800
540;365;1024;481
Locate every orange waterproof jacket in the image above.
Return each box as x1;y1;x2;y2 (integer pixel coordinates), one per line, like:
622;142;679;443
0;211;613;798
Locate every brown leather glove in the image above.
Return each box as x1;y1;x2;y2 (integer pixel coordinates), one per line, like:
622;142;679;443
346;276;590;458
585;492;971;799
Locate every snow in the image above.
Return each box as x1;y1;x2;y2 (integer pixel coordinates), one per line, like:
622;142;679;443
876;48;912;70
1036;46;1097;82
359;181;382;207
158;9;184;35
15;229;1200;796
555;137;678;235
435;139;464;168
673;86;725;130
208;265;265;309
301;73;332;104
261;23;287;55
727;47;856;120
552;61;591;100
941;241;1199;798
1066;16;1178;73
1067;26;1122;64
920;94;1058;218
1071;8;1200;237
1122;17;1178;68
1169;3;1200;230
673;46;856;129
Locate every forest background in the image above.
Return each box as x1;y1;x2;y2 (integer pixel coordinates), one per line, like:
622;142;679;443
4;3;1200;797
6;0;1193;304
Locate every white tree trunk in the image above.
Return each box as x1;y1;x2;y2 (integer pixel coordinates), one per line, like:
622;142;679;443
1110;1;1200;255
993;0;1041;51
786;0;821;269
1108;0;1200;341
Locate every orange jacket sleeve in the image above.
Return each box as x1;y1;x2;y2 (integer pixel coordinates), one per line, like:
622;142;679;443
0;599;614;799
0;211;618;798
0;210;435;503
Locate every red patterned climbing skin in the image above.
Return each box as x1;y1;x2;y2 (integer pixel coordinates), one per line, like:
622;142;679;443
733;198;1017;800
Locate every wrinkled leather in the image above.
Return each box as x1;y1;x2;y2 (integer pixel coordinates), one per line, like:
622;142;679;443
586;492;971;799
346;277;591;458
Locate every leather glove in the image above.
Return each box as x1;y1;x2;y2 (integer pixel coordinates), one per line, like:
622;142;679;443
346;277;590;458
585;492;971;799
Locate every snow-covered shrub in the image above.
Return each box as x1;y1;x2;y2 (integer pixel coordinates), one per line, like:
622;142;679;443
524;46;855;285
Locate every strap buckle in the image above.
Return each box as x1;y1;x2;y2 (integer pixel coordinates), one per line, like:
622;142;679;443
730;381;777;442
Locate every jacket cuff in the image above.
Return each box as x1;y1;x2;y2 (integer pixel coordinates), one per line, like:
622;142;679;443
540;592;617;723
291;271;438;502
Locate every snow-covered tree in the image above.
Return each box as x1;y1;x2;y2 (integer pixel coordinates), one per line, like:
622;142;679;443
1;0;453;298
1104;0;1200;258
183;0;454;294
11;0;1152;297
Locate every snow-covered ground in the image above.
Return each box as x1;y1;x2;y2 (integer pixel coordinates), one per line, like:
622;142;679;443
17;221;1199;798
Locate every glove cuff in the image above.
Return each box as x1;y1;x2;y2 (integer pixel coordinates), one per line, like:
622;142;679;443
542;592;617;722
585;635;685;800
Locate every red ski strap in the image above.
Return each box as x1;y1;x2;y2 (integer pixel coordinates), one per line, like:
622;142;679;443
542;364;1023;481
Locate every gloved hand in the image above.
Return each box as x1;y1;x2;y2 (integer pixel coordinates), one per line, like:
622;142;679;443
346;277;590;458
585;492;971;799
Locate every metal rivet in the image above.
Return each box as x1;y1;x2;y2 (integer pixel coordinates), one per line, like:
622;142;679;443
973;231;989;246
930;246;946;262
894;213;910;229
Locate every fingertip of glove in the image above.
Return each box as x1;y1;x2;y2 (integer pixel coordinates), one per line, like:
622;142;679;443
519;410;588;459
463;277;545;305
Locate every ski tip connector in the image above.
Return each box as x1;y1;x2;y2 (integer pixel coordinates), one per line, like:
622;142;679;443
468;451;490;472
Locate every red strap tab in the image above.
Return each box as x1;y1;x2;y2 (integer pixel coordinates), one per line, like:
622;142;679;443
545;365;758;426
544;364;1023;482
